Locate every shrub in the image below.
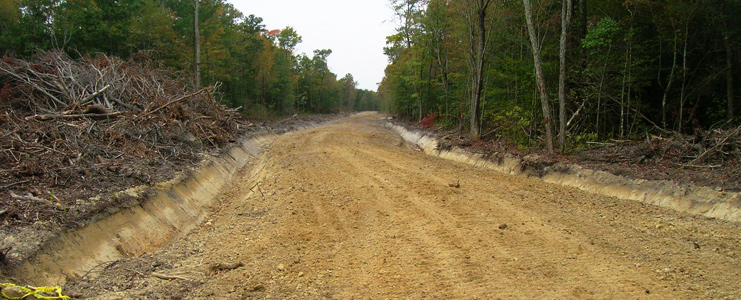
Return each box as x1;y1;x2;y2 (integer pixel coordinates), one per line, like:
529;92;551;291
421;113;437;128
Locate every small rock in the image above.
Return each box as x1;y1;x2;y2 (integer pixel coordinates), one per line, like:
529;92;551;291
2;286;26;299
251;284;266;292
663;267;675;273
498;223;508;230
298;272;304;277
277;264;285;271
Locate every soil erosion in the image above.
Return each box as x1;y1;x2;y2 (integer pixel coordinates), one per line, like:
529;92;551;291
68;112;741;299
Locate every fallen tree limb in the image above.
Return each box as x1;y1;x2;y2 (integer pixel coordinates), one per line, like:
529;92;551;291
25;111;123;121
0;64;66;107
151;272;192;281
688;125;741;165
144;86;213;116
0;180;30;190
10;192;67;209
79;84;111;105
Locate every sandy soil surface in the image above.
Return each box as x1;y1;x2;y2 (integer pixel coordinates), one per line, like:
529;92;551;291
67;112;741;299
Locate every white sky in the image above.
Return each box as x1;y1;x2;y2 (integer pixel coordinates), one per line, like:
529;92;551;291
228;0;398;91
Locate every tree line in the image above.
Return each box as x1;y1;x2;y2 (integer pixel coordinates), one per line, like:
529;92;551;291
380;0;740;152
0;0;380;116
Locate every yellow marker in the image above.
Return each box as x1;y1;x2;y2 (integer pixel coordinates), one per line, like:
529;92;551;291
1;283;70;300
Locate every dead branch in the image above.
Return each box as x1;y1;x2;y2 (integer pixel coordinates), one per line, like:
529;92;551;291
150;272;192;281
80;84;111;105
688;125;741;165
124;268;147;278
567;97;587;127
24;111;123;121
143;86;213;116
0;180;30;190
678;163;721;168
0;63;66;107
10;192;66;209
108;95;137;111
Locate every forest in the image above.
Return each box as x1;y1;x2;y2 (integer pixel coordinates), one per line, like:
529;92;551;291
380;0;740;152
0;0;380;116
1;0;739;153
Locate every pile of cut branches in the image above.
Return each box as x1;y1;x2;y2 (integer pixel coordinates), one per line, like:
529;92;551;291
577;126;741;190
682;126;741;167
0;51;247;235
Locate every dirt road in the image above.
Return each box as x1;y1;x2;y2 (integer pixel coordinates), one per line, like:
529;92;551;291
70;112;741;299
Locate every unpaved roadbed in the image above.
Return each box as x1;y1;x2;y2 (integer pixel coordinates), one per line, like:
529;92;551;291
67;112;741;299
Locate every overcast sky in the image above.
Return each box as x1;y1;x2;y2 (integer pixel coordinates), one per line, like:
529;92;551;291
227;0;398;91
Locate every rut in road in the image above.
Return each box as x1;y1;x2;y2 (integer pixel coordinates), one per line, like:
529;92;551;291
73;112;741;299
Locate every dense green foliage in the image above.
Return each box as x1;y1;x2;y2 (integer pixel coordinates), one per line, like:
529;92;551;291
0;0;380;116
380;0;740;150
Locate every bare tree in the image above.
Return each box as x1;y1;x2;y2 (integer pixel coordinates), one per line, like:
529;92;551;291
522;0;554;153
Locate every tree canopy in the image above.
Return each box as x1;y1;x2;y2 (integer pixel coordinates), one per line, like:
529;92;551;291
380;0;740;151
0;0;380;116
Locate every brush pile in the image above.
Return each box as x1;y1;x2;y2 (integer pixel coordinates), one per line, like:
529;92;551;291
576;127;741;190
0;51;247;233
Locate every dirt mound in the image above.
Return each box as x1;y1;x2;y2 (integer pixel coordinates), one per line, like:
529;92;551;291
0;51;248;267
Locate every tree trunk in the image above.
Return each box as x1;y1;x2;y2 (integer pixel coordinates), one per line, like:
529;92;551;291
523;0;554;153
558;0;572;153
578;0;587;39
466;0;493;139
433;36;451;122
412;56;422;122
678;25;689;133
441;60;450;120
194;0;201;89
620;10;635;138
723;20;735;123
620;48;627;138
661;28;678;129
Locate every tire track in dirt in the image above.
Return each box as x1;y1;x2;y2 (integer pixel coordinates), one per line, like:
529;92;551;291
73;112;740;299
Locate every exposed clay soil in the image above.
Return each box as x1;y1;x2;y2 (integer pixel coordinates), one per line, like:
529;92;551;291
62;112;740;299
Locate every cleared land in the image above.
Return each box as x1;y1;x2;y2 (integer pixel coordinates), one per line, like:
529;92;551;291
69;112;741;299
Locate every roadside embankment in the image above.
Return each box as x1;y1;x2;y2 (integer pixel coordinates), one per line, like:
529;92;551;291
2;116;337;286
387;123;741;223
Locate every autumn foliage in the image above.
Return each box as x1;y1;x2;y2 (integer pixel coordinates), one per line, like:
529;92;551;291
421;113;437;128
